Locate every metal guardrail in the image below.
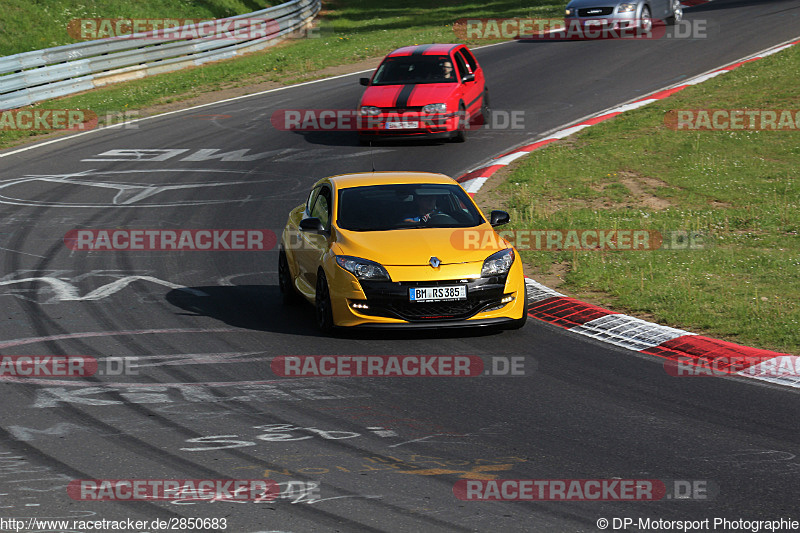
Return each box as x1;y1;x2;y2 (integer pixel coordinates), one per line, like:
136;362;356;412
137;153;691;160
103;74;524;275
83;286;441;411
0;0;321;110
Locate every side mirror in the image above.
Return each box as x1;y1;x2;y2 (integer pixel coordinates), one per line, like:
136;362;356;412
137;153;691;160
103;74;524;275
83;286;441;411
489;210;510;227
299;217;327;234
461;73;475;83
359;77;370;86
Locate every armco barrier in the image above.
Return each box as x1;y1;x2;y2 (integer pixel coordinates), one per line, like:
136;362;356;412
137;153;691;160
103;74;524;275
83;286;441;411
0;0;321;110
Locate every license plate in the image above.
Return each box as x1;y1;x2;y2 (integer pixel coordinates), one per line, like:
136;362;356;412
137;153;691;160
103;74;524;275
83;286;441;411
409;286;466;302
386;121;419;129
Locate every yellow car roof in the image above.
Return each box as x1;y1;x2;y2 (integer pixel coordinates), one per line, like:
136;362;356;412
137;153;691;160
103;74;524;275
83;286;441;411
323;171;456;190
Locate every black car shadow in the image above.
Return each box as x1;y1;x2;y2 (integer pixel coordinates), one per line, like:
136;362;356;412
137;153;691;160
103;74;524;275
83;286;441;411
292;130;453;148
166;285;320;337
165;284;506;340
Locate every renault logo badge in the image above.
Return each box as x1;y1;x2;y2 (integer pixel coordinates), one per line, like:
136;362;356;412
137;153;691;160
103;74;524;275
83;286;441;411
429;256;441;268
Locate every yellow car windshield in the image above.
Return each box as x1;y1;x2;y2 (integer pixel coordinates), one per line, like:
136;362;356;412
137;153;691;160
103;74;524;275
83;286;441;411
337;184;484;232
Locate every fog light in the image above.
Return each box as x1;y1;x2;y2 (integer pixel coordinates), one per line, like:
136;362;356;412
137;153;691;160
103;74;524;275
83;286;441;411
350;301;369;310
483;296;514;313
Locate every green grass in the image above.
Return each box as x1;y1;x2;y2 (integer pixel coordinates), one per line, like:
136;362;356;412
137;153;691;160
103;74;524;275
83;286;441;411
492;45;800;353
0;0;282;56
0;0;562;148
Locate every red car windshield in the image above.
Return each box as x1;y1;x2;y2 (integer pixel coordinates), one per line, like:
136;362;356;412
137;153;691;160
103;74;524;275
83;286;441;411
371;55;457;85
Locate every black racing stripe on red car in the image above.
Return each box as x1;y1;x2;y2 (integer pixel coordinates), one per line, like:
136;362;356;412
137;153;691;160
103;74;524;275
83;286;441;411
395;84;416;108
411;44;434;56
466;92;484;111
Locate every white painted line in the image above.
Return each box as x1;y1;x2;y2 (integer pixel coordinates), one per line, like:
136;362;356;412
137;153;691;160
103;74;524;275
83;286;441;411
0;246;46;259
462;177;488;194
609;100;658;113
759;43;796;57
0;68;376;158
492;151;530;166
547;123;590;139
735;356;800;385
684;69;727;85
739;372;800;387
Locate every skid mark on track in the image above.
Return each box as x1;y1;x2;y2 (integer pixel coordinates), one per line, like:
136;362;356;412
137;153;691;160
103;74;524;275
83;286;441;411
0;270;206;303
0;168;301;208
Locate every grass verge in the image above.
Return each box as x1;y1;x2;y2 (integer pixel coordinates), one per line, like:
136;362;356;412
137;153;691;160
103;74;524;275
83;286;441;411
0;0;562;149
487;44;800;354
0;0;282;56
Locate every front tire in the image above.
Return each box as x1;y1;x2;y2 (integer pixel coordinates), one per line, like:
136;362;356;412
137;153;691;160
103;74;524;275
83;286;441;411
640;5;652;32
278;248;300;305
315;270;335;334
666;0;683;25
452;104;467;143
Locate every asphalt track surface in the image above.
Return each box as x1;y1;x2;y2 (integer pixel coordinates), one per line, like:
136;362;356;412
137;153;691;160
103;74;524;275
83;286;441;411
0;1;799;531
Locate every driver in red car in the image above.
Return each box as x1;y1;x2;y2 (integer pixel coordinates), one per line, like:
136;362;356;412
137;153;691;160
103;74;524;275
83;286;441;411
441;60;455;80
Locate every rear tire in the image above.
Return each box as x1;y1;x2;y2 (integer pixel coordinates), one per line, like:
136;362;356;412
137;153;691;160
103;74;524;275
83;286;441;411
315;270;335;334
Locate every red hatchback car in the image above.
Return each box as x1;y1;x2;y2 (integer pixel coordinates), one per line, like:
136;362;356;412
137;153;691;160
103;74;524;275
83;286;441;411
357;44;488;142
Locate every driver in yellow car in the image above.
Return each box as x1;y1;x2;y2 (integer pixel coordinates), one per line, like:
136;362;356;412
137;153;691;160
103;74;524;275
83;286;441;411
403;193;441;223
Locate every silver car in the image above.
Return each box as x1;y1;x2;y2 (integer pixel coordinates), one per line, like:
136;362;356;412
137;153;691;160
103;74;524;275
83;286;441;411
565;0;683;32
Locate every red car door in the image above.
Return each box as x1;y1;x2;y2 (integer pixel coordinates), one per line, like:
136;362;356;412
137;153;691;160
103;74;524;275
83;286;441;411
453;47;484;122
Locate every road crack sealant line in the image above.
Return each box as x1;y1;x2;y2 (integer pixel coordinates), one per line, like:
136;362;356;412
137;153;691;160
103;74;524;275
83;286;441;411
457;36;800;389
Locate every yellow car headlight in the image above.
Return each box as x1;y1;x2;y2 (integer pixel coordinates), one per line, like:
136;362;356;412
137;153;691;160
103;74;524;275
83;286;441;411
336;255;391;281
481;249;514;276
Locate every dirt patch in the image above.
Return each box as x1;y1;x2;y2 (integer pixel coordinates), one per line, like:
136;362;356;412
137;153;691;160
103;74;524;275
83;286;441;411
618;171;672;210
530;261;569;290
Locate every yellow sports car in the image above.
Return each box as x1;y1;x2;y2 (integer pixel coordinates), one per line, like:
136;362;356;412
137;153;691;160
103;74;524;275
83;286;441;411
278;171;527;332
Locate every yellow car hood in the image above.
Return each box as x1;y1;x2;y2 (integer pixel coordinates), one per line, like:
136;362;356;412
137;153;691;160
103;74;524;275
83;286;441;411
334;225;507;267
